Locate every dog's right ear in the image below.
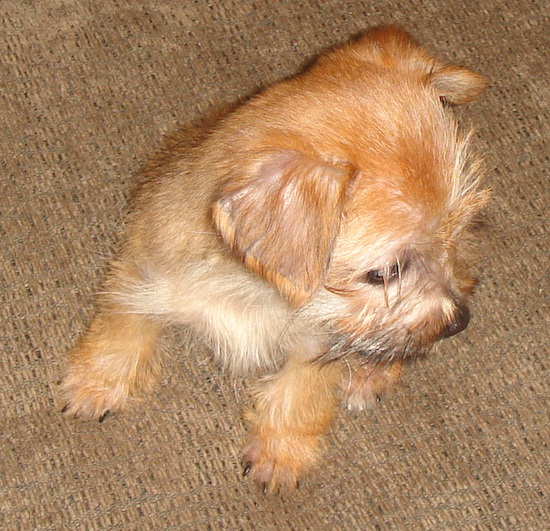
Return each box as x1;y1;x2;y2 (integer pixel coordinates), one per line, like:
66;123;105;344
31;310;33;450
212;149;356;307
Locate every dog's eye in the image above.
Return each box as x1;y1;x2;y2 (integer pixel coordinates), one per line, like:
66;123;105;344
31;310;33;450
363;263;400;285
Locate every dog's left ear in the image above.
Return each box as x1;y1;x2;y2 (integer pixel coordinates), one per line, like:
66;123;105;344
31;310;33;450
353;26;487;105
429;64;487;104
213;149;355;306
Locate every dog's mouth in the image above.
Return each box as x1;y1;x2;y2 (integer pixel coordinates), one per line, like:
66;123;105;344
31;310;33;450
318;300;471;365
321;331;431;365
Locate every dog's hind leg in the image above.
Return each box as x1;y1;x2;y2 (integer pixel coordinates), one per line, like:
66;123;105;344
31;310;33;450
60;258;164;420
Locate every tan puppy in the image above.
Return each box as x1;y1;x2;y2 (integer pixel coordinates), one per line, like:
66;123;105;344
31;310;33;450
61;26;489;493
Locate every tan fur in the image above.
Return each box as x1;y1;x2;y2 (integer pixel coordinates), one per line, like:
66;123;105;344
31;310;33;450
61;26;489;492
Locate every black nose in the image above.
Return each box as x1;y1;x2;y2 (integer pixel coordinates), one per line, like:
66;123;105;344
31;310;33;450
439;303;470;339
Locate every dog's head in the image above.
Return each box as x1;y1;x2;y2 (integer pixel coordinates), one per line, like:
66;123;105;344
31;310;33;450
212;26;489;360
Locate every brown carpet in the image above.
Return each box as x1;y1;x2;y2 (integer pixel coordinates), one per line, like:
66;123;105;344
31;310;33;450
1;1;548;529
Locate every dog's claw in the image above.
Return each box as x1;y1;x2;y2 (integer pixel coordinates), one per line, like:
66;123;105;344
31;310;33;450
98;410;110;423
242;463;252;477
60;404;69;414
262;482;268;495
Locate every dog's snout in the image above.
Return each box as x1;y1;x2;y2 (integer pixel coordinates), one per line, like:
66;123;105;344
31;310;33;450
439;302;470;339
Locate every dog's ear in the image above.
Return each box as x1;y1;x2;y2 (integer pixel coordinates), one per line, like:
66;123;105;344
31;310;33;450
356;26;487;105
429;65;487;104
213;150;355;306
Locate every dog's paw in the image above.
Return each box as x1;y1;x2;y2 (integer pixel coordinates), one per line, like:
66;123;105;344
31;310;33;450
59;367;129;421
343;362;403;411
344;386;381;411
60;330;159;421
241;430;323;493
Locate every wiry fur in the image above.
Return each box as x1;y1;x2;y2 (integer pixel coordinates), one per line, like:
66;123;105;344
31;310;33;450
61;26;489;493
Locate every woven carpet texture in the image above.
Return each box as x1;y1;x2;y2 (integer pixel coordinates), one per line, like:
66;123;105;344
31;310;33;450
1;1;548;529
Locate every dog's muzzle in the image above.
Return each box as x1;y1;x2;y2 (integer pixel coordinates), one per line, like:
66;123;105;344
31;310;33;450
438;302;471;339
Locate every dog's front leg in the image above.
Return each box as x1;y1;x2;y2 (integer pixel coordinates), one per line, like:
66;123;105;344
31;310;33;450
242;343;341;493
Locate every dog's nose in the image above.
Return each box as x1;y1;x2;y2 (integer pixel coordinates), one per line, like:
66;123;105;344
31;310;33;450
438;303;470;339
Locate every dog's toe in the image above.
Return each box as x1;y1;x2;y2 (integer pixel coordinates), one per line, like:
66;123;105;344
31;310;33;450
241;432;320;494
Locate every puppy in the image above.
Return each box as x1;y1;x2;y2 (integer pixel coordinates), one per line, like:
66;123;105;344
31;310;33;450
61;26;489;493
